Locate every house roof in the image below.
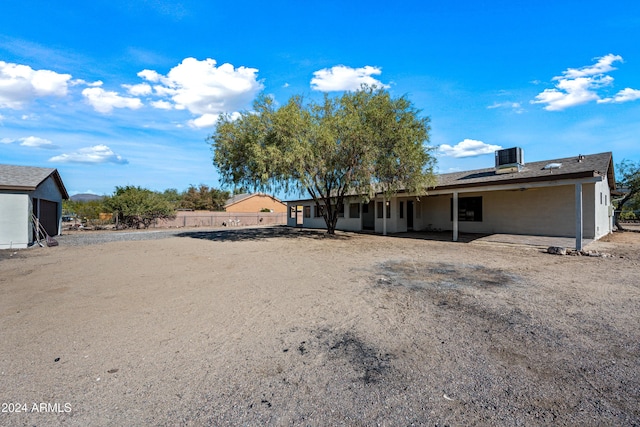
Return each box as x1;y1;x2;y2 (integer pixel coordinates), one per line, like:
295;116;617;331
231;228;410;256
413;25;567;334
284;151;615;203
435;151;615;191
224;192;284;208
0;164;70;199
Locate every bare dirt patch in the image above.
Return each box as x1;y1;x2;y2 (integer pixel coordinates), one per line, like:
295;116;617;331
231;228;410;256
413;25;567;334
1;228;638;426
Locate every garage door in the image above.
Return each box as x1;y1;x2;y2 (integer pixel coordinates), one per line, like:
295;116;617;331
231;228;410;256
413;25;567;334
39;199;59;237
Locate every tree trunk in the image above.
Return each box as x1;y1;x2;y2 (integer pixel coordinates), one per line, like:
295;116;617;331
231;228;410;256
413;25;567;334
615;211;626;231
326;208;338;234
321;201;339;234
615;194;633;231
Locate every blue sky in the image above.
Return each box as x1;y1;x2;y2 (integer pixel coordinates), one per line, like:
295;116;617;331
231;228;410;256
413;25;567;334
1;0;639;198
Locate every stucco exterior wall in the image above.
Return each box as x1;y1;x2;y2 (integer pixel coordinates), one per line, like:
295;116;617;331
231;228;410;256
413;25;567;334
417;184;599;238
31;175;64;202
593;178;613;239
31;175;64;236
286;197;364;231
0;193;30;249
417;194;450;231
226;195;287;213
374;198;400;233
286;177;610;240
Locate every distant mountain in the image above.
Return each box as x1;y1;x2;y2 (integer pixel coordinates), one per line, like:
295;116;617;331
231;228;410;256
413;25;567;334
70;193;106;202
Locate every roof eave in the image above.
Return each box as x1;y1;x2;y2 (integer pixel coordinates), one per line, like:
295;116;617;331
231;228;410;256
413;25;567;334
54;170;70;200
0;185;37;192
435;170;599;191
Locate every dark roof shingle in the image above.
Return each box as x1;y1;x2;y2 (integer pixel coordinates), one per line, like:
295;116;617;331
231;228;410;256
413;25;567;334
0;164;69;199
436;152;614;190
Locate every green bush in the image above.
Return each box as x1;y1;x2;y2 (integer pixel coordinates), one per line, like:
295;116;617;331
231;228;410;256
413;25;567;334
619;211;637;221
105;186;176;229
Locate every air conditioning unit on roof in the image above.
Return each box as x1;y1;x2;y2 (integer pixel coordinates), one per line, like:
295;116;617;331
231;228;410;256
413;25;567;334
495;147;524;174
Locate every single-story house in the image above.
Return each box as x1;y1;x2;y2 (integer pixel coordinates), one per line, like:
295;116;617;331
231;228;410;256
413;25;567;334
286;149;615;250
0;164;69;249
225;193;287;213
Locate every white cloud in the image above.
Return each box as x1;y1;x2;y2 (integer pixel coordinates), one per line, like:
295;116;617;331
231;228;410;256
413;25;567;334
598;88;640;104
531;54;640;111
560;54;622;79
82;87;143;113
49;144;128;164
310;65;389;92
440;139;502;158
188;113;219;129
487;101;524;113
19;136;58;149
123;82;152;96
0;61;72;109
138;57;263;128
1;136;58;148
533;76;606;111
137;69;162;82
69;79;102;87
150;100;173;110
187;111;242;129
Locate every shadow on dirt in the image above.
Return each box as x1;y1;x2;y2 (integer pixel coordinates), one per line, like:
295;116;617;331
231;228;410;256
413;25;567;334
377;260;520;291
176;226;351;242
385;230;490;243
282;327;393;385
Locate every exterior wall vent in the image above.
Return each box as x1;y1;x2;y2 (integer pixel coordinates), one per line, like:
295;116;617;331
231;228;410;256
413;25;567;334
495;147;524;174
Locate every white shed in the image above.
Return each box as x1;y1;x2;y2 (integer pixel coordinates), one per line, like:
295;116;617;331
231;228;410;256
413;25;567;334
0;165;69;249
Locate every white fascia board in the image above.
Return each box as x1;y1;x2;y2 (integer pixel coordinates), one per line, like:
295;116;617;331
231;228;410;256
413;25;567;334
424;176;603;196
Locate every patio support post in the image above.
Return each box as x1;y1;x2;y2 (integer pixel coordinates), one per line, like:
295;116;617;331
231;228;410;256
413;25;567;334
452;191;459;242
575;183;583;251
383;196;387;236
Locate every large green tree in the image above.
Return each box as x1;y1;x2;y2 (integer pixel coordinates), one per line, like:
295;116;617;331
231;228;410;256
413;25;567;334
210;86;436;234
105;186;175;229
179;184;230;211
615;159;640;230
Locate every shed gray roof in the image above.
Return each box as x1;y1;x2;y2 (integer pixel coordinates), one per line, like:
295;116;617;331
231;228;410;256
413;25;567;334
0;164;69;199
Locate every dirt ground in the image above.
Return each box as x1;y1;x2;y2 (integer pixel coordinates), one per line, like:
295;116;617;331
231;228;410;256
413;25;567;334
1;227;639;426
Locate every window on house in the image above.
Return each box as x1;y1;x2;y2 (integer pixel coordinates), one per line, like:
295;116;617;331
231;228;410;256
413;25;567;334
377;201;390;218
303;206;311;218
600;192;603;205
605;195;608;205
349;203;360;218
314;204;325;218
337;203;345;218
451;196;483;222
399;201;404;219
289;206;296;218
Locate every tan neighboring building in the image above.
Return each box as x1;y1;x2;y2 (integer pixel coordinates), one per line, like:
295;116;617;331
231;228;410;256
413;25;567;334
224;193;287;213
